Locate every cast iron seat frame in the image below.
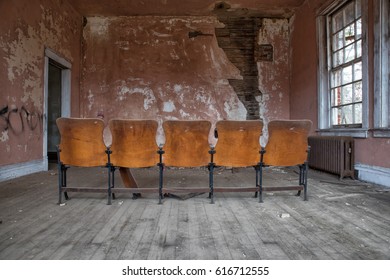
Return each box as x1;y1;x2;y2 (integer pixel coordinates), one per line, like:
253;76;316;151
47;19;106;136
257;119;312;203
209;120;264;203
55;118;312;205
107;119;160;203
56;117;111;205
158;120;214;204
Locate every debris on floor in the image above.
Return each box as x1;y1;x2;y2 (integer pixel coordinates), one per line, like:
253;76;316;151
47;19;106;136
279;213;290;218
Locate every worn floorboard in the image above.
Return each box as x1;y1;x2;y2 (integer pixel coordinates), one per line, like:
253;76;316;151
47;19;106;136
0;165;389;260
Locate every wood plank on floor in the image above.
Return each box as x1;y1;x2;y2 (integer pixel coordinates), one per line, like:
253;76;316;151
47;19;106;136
1;166;390;260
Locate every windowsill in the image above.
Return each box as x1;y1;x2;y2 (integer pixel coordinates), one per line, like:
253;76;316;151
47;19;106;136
373;128;390;138
317;128;368;138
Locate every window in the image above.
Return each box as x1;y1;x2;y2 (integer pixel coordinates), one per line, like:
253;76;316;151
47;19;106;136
317;0;368;137
329;1;362;127
373;0;390;137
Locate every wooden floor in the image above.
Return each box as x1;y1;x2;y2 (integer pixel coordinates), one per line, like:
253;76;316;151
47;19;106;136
0;164;389;260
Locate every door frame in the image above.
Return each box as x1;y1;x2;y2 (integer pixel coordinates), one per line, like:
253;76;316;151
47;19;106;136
43;48;72;170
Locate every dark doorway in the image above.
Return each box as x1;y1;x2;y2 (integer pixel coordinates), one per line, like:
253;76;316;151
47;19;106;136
47;60;62;162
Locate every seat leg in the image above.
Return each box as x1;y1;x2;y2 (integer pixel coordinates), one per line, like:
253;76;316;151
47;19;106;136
158;163;164;205
254;165;259;198
112;167;116;201
303;163;308;201
58;164;63;205
208;163;215;204
57;147;66;205
107;166;113;205
58;164;69;204
258;164;263;203
63;167;70;201
295;165;303;196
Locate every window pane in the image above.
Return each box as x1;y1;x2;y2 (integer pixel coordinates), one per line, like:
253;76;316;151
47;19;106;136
344;23;355;44
331;89;336;106
356;0;361;18
332;107;341;125
344;44;355;63
342;84;353;104
333;31;344;50
356;39;362;57
354;61;362;81
342;65;353;84
354;103;362;123
333;49;344;67
354;81;363;102
332;105;354;125
331;69;342;87
342;105;353;124
344;3;355;25
356;18;362;39
332;10;344;32
331;87;342;106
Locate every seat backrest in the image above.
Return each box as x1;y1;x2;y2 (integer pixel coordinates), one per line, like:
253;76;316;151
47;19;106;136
263;120;312;166
162;120;211;167
109;119;159;168
214;120;263;167
56;117;107;167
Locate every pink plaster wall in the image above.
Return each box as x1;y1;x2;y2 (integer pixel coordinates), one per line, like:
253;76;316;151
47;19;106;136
290;0;390;169
355;138;390;168
81;16;291;146
81;16;246;144
257;18;290;123
289;0;328;132
0;0;83;166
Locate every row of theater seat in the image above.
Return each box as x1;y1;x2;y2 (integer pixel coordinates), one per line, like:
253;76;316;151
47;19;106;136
56;118;312;205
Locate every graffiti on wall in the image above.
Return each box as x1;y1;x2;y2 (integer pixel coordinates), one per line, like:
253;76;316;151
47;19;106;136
0;105;43;136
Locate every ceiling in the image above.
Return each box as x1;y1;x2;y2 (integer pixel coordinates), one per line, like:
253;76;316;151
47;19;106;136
67;0;306;17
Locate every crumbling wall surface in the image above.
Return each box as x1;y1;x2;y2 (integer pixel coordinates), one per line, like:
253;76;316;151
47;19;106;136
257;18;290;124
0;0;82;166
81;16;246;144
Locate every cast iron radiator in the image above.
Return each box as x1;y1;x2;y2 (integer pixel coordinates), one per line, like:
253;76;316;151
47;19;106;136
308;136;355;179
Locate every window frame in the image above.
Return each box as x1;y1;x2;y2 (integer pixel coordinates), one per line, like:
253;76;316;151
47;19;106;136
317;0;369;138
373;0;390;137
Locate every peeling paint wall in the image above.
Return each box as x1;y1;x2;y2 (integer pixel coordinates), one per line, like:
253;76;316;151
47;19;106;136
256;18;290;146
81;16;246;144
257;18;290;124
0;0;83;166
82;16;292;146
214;13;262;120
